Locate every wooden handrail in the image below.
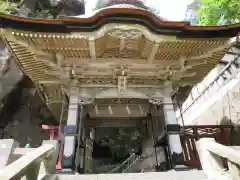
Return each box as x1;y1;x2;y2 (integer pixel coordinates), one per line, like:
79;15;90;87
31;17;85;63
196;138;240;180
0;140;59;180
205;141;240;165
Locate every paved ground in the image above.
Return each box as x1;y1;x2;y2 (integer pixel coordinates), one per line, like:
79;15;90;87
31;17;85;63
57;171;208;180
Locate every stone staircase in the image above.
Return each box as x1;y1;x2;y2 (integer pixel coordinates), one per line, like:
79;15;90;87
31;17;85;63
57;170;208;180
106;153;142;173
1;138;239;180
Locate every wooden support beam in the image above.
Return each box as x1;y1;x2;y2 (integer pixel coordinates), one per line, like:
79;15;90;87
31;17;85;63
89;39;96;61
61;58;150;65
148;43;159;63
119;38;125;52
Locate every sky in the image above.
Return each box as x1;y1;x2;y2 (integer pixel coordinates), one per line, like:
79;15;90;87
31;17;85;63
85;0;194;21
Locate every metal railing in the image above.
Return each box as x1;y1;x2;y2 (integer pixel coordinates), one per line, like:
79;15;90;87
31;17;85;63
108;148;165;173
107;153;140;173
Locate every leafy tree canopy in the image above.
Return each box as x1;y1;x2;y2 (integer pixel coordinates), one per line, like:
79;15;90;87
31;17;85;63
0;0;85;18
197;0;240;25
0;0;19;14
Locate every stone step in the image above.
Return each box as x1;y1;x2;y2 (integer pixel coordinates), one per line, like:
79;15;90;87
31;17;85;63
56;171;208;180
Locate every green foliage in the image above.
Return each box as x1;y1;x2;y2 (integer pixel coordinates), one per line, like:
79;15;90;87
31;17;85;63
197;0;240;25
28;10;53;19
99;128;143;160
0;0;18;14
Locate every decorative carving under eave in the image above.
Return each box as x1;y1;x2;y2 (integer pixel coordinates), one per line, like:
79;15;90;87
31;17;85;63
94;98;149;105
75;77;167;87
108;28;142;39
127;78;164;86
77;77;117;85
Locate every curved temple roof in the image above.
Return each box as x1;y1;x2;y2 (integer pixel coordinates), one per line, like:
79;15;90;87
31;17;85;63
0;6;239;121
0;6;240;38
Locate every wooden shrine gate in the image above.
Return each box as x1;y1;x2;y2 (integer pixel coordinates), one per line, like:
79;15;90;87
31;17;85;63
180;125;233;169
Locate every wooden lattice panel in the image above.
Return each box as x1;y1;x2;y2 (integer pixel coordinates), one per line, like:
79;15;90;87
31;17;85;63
13;32;90;59
185;48;228;82
184;127;223;137
154;40;226;61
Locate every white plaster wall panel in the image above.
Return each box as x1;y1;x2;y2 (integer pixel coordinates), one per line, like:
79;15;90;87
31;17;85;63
193;82;240;125
178;47;240;125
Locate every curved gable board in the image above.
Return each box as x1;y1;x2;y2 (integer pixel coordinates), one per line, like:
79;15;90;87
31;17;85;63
0;7;240;38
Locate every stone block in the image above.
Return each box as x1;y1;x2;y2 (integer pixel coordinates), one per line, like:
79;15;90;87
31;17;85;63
0;139;19;169
42;140;59;174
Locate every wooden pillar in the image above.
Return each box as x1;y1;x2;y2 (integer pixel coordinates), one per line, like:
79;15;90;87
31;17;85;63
152;104;168;171
75;104;85;174
62;89;79;171
163;87;185;168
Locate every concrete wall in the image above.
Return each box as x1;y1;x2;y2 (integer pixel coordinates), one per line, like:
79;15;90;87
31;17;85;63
194;78;240;125
1;88;49;147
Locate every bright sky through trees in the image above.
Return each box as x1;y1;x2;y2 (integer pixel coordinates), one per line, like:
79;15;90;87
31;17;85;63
85;0;194;21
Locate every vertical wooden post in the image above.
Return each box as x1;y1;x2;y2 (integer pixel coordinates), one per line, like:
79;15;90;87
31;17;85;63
62;90;79;170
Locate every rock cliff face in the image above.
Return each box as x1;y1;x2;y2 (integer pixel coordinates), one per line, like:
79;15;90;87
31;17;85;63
0;78;55;147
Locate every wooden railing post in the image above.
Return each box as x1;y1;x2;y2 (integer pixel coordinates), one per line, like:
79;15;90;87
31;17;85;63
196;138;237;180
38;140;59;179
196;138;224;170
